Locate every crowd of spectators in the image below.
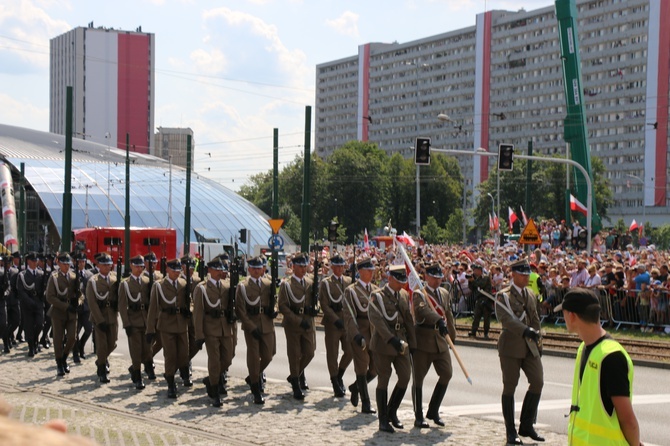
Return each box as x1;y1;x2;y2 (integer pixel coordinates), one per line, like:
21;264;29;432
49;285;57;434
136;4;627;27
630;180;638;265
278;220;669;334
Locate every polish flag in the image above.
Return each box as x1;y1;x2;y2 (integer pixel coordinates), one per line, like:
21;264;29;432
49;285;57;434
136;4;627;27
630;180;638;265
493;212;499;231
508;207;518;228
395;231;416;248
363;228;370;253
570;194;588;216
488;213;494;232
629;219;638;232
520;206;529;226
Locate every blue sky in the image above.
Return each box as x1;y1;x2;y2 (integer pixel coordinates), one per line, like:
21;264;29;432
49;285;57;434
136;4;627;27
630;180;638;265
0;0;549;191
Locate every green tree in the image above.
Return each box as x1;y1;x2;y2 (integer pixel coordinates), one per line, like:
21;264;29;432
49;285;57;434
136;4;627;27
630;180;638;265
444;209;464;244
421;216;446;244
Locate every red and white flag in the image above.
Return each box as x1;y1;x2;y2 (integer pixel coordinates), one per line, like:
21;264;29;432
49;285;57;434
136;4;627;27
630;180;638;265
638;224;644;235
363;228;370;253
629;219;638;232
395;231;415;248
520;206;529;226
493;212;499;231
488;213;494;232
570;194;588;216
508;207;518;228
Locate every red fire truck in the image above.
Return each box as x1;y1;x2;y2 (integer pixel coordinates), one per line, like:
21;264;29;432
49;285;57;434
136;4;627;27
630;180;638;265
72;227;177;263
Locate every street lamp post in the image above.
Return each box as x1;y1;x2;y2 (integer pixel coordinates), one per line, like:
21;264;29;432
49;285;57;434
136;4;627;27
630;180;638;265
627;174;645;224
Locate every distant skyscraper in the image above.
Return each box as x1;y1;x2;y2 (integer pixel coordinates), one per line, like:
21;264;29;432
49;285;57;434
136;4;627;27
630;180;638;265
154;127;195;169
50;23;155;154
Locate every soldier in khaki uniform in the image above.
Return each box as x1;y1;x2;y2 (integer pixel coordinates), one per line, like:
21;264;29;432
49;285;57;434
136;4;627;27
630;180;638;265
85;253;119;384
411;262;456;428
368;264;416;434
236;256;276;405
180;256;201;364
193;257;234;407
496;259;544;445
342;257;378;414
144;252;162;378
146;258;191;398
118;255;151;390
278;253;317;400
318;253;353;398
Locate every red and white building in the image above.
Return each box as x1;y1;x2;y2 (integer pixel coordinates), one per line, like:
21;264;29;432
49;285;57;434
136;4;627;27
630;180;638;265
50;24;155;154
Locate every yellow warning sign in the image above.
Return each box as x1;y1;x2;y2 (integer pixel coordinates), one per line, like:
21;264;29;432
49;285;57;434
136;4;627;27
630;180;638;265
268;219;284;235
519;218;542;245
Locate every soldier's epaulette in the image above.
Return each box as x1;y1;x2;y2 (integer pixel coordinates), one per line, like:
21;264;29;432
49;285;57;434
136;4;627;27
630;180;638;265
496;287;511;298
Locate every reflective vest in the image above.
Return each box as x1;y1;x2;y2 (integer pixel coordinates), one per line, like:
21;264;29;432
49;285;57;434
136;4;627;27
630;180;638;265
528;272;542;301
568;339;633;445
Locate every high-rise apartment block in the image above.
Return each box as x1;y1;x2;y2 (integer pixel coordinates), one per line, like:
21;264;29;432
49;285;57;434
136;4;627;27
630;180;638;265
50;23;155;154
315;0;669;224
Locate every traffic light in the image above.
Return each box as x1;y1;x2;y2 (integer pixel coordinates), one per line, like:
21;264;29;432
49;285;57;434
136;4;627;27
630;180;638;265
239;228;247;244
415;137;431;165
327;220;340;242
498;143;514;171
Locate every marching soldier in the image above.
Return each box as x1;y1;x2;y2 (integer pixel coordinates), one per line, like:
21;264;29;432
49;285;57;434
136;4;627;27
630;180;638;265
1;255;9;353
193;257;234;407
17;252;45;358
368;265;416;434
73;253;93;363
86;253;119;384
411;263;456;428
342;257;378;414
45;253;83;377
6;252;23;350
236;256;276;405
118;255;151;390
319;253;353;398
278;253;317;400
38;253;54;351
180;255;201;364
144;251;163;376
146;258;191;399
496;259;544;445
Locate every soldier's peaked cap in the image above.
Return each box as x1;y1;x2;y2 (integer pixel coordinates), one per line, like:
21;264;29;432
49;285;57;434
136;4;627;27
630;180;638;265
24;251;38;262
56;252;72;263
207;258;226;271
180;255;196;268
292;253;309;266
356;257;375;270
247;256;264;268
130;255;145;266
388;264;408;283
144;252;158;262
96;253;114;265
166;258;182;270
510;258;531;275
425;263;444;278
330;254;346;266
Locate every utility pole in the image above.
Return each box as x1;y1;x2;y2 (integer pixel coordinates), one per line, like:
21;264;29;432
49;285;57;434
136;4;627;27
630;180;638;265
300;106;312;250
61;86;73;252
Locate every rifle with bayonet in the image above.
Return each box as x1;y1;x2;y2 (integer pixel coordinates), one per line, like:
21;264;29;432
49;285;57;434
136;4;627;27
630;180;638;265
227;242;239;324
307;244;321;317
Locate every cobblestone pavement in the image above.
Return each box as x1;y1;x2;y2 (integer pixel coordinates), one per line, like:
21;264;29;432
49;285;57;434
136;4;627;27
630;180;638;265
0;344;568;446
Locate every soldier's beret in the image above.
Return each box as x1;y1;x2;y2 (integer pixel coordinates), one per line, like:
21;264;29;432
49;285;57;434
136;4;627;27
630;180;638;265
247;256;264;268
425;263;444;278
166;258;181;270
207;258;226;271
388;264;408;283
292;253;309;266
130;255;144;266
24;252;38;262
330;254;346;266
356;257;375;270
57;253;72;264
96;253;114;265
144;252;158;263
509;258;531;275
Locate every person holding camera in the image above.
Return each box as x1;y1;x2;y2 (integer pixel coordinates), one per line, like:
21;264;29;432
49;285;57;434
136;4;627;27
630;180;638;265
468;263;493;339
496;259;544;445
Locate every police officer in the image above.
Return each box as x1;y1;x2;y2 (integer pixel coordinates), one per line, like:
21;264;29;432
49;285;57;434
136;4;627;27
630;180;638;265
236;256;276;405
17;252;45;357
45;253;82;376
118;255;151;390
86;253;119;383
278;253;317;400
193;257;234;407
73;253;93;363
319;253;353;398
496;259;544;445
146;258;190;399
369;264;416;433
342;256;378;414
412;262;456;428
468;263;493;339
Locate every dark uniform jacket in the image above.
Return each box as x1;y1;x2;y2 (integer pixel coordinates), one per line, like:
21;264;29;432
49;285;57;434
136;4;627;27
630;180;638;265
278;275;315;330
193;278;234;339
118;274;151;329
368;285;416;356
86;273;119;326
496;285;541;358
319;274;351;326
17;268;45;310
342;281;377;344
413;285;456;353
46;270;83;321
236;276;275;334
146;276;189;335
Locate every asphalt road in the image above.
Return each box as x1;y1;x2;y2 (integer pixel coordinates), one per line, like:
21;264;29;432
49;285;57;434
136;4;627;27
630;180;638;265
110;326;669;445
